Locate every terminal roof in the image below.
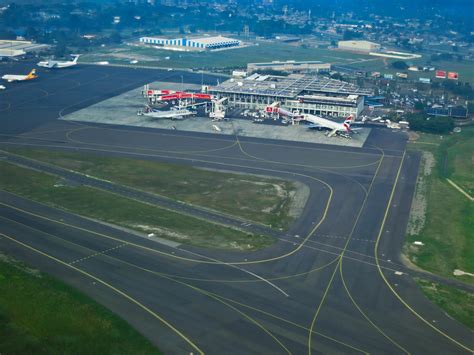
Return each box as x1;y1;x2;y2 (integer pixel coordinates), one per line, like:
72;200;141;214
212;74;373;98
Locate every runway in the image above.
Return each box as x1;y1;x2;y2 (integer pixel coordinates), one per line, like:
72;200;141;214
0;62;472;354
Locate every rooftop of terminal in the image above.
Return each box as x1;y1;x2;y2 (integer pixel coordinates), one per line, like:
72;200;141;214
211;73;374;98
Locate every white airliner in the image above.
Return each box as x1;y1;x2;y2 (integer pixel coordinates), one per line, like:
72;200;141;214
266;103;359;138
37;55;80;69
304;114;358;138
2;69;38;82
137;106;194;120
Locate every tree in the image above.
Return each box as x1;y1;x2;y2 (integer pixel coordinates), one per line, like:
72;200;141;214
406;114;454;134
391;61;408;70
414;101;424;111
54;42;67;58
108;32;122;44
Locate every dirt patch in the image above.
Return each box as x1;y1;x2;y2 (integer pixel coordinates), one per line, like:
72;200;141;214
132;224;191;241
406;151;434;236
0;252;42;277
197;166;310;220
287;181;310;219
407;131;420;142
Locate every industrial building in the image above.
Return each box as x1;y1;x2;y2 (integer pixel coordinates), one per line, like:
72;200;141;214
139;35;241;51
247;60;331;74
209;74;373;118
0;40;50;58
337;40;381;53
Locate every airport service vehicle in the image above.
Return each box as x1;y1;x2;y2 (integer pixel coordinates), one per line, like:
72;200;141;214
266;102;359;138
137;105;195;120
37;55;80;69
2;69;37;82
212;124;222;132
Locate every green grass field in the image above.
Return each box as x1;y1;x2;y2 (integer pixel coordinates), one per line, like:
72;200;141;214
7;149;299;229
0;161;274;251
446;135;474;196
406;128;474;284
0;256;160;354
81;41;371;70
415;278;474;330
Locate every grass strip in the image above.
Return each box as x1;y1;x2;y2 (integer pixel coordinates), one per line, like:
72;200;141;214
0;161;274;251
415;278;474;330
405;128;474;284
0;255;160;354
7;148;297;229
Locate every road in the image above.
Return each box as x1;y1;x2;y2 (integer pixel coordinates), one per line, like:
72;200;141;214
0;62;472;354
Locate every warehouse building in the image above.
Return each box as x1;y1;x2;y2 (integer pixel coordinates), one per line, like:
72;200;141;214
139;35;241;51
247;60;331;74
0;40;50;58
209;74;373;118
337;40;381;53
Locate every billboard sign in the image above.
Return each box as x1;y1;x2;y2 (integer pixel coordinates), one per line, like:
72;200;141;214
447;72;459;80
435;70;446;79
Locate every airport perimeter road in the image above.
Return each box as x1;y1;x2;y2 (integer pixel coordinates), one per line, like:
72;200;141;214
0;63;472;353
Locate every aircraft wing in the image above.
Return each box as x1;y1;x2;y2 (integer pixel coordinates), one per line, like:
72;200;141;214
307;123;323;128
45;61;57;68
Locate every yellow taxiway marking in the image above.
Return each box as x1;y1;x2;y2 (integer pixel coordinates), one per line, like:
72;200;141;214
306;145;385;354
0;152;334;266
0;222;291;354
0;231;204;355
374;151;473;353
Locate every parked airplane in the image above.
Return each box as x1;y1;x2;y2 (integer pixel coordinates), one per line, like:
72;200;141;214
305;114;359;138
137;105;194;120
37;55;80;69
266;103;359;138
2;69;38;82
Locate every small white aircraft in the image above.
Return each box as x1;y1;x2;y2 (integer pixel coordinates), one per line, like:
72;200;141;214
37;55;80;69
2;69;38;82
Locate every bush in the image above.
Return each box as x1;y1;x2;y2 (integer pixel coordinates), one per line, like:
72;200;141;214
407;114;454;134
391;60;408;70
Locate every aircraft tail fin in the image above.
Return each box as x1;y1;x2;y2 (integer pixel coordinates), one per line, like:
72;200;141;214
72;54;80;63
26;69;37;79
343;115;354;130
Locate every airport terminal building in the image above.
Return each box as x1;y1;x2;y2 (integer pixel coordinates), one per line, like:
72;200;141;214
209;74;373;118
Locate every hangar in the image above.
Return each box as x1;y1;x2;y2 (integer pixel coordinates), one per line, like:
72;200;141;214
139;35;241;51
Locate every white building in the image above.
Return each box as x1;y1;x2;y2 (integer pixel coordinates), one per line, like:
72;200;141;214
247;60;331;74
338;40;381;53
0;40;49;57
139;35;241;51
210;74;373;118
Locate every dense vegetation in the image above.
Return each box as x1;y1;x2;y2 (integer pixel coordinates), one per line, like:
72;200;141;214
0;257;160;354
406;114;454;134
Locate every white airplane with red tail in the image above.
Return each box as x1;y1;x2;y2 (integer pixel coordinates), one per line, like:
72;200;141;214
266;102;359;138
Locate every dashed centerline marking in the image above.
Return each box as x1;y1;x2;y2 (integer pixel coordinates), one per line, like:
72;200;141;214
69;242;129;265
314;234;375;243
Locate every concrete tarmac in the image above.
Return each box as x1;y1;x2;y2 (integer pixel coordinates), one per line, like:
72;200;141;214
0;62;472;354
